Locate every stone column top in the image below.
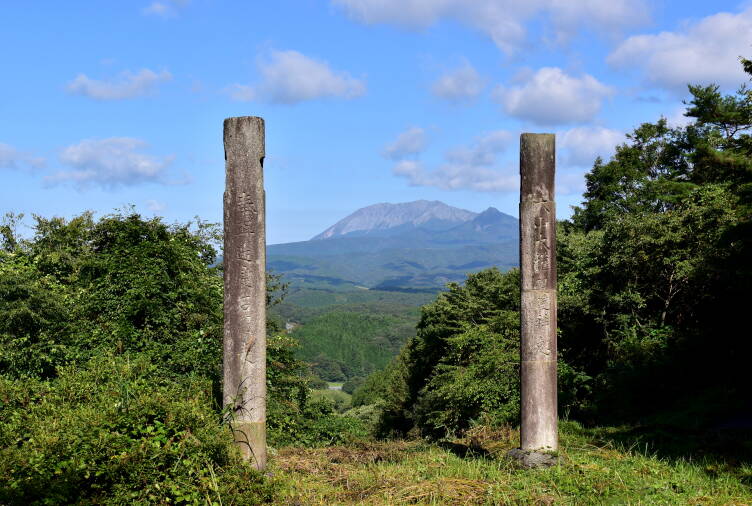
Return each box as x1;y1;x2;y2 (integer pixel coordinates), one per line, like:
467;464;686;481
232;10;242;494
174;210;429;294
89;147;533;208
520;133;555;203
224;116;265;160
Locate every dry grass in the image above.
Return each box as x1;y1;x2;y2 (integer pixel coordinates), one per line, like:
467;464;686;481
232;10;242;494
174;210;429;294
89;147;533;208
274;440;495;504
271;422;752;505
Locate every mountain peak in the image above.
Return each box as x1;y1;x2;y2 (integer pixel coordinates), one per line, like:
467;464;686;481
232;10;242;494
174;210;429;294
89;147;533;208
311;200;477;240
477;207;502;217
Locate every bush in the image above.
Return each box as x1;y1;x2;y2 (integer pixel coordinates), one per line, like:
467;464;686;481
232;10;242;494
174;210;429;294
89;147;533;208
269;396;368;448
0;353;277;504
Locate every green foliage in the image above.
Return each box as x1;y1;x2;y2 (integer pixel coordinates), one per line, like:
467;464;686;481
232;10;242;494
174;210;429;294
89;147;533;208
559;60;752;420
0;353;276;505
0;211;225;382
0;251;68;378
308;376;329;389
292;310;415;381
342;375;364;394
269;394;368;448
265;332;367;448
375;268;523;437
311;388;352;412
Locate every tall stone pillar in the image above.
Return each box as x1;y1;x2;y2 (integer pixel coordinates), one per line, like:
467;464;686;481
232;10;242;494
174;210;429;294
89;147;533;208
223;116;267;470
519;133;558;456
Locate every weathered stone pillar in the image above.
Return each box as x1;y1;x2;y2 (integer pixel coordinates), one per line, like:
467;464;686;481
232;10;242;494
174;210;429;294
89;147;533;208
223;116;267;470
518;133;558;459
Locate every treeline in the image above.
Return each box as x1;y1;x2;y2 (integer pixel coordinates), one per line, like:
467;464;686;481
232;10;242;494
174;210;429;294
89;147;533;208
0;212;364;503
353;60;752;438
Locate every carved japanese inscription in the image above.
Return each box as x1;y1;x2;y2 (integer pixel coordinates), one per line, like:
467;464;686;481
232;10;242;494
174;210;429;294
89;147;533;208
532;205;552;289
534;292;552;356
237;191;258;235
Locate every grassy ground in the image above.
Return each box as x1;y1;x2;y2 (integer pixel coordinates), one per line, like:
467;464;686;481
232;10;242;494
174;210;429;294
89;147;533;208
271;421;752;505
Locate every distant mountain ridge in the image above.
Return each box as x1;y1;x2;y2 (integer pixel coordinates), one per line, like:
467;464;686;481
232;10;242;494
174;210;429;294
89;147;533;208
267;200;519;291
311;200;477;240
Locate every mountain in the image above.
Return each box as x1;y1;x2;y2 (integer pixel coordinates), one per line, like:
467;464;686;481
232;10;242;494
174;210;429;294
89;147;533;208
438;207;519;244
311;200;477;240
267;201;519;291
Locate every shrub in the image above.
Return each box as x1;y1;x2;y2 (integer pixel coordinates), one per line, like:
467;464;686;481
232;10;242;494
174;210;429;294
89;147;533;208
0;353;277;504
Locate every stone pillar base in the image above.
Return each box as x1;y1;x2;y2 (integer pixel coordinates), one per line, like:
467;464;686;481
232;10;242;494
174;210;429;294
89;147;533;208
507;448;558;468
231;420;266;470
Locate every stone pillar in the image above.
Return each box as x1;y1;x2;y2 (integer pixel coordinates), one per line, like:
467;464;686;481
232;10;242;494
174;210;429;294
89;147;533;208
519;133;558;455
223;116;267;470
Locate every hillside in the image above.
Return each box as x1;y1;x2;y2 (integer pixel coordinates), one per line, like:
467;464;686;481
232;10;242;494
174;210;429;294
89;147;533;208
268;200;519;291
269;288;434;382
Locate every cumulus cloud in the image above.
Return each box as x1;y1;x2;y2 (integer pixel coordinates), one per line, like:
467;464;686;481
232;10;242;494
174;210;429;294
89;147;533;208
558;126;624;166
431;61;484;102
493;67;614;125
47;138;176;189
67;69;172;100
0;142;46;171
383;127;427;160
225;50;365;104
444;131;512;166
608;7;752;92
391;130;516;192
332;0;648;54
143;0;189;17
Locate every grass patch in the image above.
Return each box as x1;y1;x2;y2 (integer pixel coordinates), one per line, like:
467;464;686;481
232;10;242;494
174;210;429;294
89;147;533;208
272;421;752;504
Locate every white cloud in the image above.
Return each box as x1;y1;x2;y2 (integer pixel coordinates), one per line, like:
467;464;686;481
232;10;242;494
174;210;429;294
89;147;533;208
0;142;45;170
608;7;752;92
225;50;365;104
146;199;167;212
223;83;255;101
392;130;516;192
143;0;189;17
558;126;624;166
665;107;693;129
48;138;175;189
493;67;614;125
444;130;513;166
431;61;484;102
383;127;427;160
332;0;648;54
67;69;172;100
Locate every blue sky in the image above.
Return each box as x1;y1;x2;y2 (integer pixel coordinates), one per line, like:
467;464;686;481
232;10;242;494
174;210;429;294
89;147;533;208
1;0;750;244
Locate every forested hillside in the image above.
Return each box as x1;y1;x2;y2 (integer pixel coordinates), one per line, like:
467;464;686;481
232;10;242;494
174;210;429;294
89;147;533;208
270;288;434;383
